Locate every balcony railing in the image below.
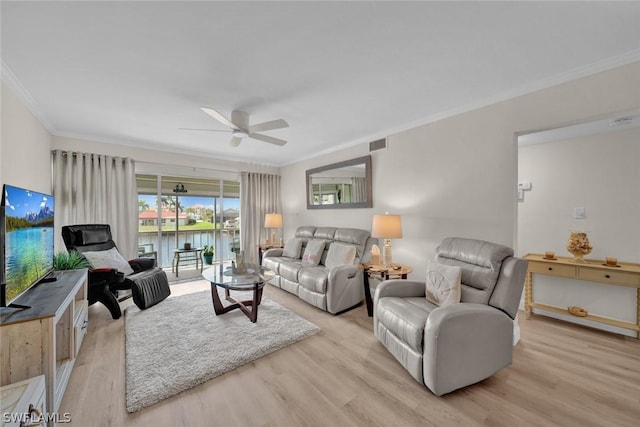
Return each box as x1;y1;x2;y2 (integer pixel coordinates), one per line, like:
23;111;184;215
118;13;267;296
138;228;239;269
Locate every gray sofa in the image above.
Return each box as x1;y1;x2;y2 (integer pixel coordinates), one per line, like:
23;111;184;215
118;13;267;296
374;237;527;396
262;226;377;313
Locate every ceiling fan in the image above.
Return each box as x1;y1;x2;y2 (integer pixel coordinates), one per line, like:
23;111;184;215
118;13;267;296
181;107;289;147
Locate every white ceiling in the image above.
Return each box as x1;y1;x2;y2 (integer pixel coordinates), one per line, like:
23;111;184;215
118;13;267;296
2;1;640;166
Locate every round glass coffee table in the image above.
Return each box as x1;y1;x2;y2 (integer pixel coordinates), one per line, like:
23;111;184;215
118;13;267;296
202;263;274;323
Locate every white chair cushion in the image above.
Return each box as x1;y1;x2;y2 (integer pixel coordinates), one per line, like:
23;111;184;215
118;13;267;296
325;243;356;269
83;247;134;276
425;261;461;306
302;239;326;266
282;238;303;259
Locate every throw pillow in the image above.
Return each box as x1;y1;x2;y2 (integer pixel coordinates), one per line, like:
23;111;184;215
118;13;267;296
325;243;357;269
425;261;461;306
82;247;134;276
302;239;326;266
282;238;303;259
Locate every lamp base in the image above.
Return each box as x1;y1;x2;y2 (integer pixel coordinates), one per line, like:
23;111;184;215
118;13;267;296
270;229;278;246
382;239;392;267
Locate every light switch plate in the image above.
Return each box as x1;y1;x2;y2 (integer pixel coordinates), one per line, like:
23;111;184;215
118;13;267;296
518;181;532;190
574;207;586;219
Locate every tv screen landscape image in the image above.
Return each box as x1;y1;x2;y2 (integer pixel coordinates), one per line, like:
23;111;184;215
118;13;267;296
1;184;55;304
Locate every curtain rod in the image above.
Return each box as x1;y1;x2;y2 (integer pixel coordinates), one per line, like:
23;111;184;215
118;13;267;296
53;150;130;160
53;151;277;175
136;159;280;175
136;159;238;174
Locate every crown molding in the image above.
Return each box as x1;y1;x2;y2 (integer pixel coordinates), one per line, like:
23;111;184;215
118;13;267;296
1;60;56;134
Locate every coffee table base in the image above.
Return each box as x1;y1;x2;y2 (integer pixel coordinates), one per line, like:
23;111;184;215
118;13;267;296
210;284;263;323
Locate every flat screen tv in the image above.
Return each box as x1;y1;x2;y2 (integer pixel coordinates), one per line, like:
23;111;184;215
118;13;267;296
1;184;55;308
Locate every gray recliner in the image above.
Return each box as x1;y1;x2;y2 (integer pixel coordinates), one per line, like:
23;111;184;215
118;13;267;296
373;237;527;396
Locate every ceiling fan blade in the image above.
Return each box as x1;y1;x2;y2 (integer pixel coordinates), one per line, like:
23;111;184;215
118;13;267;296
179;127;231;132
249;119;289;133
248;133;287;146
229;136;242;147
200;107;239;130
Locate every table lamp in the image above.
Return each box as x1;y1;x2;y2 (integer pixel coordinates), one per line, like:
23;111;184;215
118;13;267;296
264;213;283;245
371;213;403;267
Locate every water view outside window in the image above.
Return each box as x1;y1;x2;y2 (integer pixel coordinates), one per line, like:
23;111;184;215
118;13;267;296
136;175;240;269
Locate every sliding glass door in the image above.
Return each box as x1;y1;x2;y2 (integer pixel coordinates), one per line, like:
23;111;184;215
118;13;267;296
136;175;240;269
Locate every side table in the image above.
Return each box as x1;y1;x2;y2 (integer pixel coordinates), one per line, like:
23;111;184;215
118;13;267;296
362;263;413;317
172;248;204;277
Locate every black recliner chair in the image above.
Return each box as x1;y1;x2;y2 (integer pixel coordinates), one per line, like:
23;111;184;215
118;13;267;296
62;224;171;319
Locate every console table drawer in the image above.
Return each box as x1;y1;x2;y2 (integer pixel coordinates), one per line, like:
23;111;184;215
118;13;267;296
528;262;576;278
578;269;640;287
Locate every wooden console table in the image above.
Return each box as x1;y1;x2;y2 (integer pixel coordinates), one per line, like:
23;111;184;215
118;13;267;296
1;270;88;413
523;253;640;339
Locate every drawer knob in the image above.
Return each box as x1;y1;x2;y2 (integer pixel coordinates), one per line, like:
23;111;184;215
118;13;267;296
605;274;611;279
548;267;553;271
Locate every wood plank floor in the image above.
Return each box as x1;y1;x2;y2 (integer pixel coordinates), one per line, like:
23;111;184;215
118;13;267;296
60;280;640;426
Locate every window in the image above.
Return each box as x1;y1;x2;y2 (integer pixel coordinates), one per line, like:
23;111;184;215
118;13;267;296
136;175;240;269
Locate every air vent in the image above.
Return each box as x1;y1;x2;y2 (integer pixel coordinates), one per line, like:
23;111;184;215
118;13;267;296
369;138;387;152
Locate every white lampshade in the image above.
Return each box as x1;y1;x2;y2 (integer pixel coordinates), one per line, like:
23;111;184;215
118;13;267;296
371;214;402;239
264;213;283;229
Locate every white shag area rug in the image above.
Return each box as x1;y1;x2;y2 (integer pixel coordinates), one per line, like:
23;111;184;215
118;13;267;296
124;289;320;412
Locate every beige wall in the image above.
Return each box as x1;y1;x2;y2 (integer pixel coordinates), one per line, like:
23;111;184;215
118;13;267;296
1;80;52;194
281;61;640;287
518;126;640;336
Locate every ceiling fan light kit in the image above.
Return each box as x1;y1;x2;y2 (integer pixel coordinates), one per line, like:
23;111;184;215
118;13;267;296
183;107;289;147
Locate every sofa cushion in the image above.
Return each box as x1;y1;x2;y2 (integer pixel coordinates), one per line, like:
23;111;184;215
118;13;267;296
377;296;436;352
334;228;371;262
298;266;329;293
295;226;317;239
425;262;461;306
263;256;288;274
279;260;304;282
325;243;357;269
302;239;326;266
83;247;134;276
282;238;303;259
314;227;337;240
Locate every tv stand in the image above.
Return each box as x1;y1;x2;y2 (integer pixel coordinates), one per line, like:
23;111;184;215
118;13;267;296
0;269;88;413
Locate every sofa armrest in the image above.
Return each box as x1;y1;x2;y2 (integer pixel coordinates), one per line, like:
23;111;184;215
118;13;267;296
325;264;362;314
328;264;358;283
422;303;514;396
263;248;283;258
374;279;425;302
373;280;426;334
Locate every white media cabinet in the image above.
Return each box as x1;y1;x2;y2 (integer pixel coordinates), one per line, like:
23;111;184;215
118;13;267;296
1;269;88;414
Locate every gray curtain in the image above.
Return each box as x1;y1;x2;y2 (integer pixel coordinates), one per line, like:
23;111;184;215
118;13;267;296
51;150;138;258
240;172;281;264
352;177;367;202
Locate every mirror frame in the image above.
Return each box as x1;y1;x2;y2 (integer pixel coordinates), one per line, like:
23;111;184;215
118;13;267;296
306;155;373;209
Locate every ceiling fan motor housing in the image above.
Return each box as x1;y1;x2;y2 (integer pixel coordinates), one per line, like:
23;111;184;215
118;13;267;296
231;110;250;131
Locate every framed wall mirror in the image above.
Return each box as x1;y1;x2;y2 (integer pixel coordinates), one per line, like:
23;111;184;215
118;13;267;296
306;155;373;209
